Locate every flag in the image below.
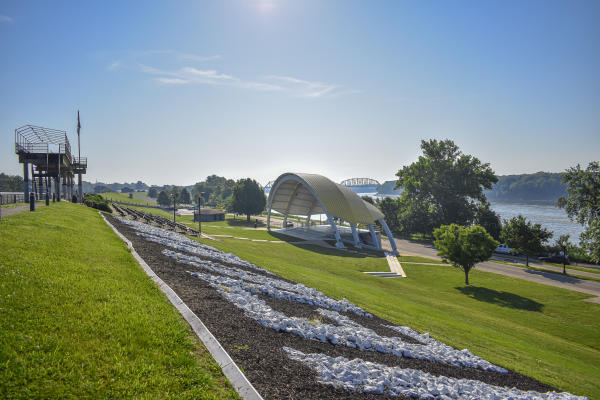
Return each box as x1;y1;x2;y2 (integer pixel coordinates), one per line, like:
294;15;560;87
77;110;81;137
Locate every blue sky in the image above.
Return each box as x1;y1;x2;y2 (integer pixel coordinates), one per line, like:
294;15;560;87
1;0;598;186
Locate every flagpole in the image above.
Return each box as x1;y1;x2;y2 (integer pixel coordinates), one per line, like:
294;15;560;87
77;110;81;162
77;111;82;203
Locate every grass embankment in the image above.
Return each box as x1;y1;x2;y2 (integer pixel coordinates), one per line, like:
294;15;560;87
193;220;600;398
0;203;239;399
104;191;156;205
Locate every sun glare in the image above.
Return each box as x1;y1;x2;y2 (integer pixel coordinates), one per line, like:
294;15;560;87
257;0;276;14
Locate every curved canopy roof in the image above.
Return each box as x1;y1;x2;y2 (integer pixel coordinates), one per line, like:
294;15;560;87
267;172;384;225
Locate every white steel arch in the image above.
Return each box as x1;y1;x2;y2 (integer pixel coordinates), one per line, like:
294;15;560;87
266;173;398;253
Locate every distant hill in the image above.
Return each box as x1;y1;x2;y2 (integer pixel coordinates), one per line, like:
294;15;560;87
377;172;566;202
485;172;566;203
376;180;402;195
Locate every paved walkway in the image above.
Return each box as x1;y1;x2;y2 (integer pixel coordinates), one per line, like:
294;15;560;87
383;238;600;300
1;203;46;217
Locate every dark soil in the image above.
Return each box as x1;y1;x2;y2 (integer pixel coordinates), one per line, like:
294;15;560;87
108;216;557;399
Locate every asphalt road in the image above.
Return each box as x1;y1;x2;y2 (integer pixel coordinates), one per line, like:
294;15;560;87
385;238;600;300
242;214;600;301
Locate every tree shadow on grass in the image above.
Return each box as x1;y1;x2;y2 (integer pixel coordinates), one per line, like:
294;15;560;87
455;286;544;312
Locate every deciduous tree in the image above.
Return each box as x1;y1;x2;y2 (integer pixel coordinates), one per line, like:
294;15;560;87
157;190;170;207
500;215;553;266
475;202;502;241
395;139;497;235
558;161;600;263
179;188;191;204
433;224;498;285
232;178;266;222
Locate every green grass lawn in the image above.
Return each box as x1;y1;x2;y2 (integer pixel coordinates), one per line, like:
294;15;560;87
0;203;239;399
192;222;600;398
104;191;157;206
399;255;446;264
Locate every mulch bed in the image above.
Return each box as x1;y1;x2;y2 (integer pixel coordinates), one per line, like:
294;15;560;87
107;215;556;399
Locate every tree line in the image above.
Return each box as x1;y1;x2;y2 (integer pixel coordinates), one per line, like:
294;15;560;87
370;139;599;284
377;172;568;203
149;176;266;222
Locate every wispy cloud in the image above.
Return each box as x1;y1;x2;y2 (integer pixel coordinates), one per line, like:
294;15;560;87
106;61;121;71
178;54;221;62
181;67;236;82
106;50;356;98
0;14;13;23
266;75;357;98
156;77;189;85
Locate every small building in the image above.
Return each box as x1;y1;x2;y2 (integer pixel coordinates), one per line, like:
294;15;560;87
193;208;225;222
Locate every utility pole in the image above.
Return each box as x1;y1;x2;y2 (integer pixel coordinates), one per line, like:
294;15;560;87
198;192;204;237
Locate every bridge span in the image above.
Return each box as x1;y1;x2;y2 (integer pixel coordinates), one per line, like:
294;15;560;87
340;178;380;187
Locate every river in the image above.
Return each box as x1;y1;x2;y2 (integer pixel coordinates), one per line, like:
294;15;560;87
489;201;583;244
356;193;583;244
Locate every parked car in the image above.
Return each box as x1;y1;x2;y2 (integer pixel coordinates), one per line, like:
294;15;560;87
495;244;512;254
539;255;570;265
283;221;294;228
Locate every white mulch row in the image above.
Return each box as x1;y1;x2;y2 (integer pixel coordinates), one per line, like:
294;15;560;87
117;217;586;399
185;264;506;372
163;249;370;317
116;216;275;274
283;347;587;400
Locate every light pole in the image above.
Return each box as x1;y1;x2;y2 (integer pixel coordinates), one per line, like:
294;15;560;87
172;193;176;223
197;192;205;237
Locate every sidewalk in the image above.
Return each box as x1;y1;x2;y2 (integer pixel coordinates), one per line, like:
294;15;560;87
1;202;46;217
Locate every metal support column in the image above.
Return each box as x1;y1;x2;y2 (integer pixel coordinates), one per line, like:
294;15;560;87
369;224;381;250
78;173;83;203
38;175;43;200
379;218;398;255
23;163;29;203
326;213;345;249
57;153;61;200
350;223;362;248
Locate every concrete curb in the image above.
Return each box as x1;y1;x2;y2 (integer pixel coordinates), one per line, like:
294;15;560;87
100;213;263;400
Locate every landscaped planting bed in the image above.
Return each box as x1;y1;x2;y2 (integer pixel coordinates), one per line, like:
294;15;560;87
108;215;587;400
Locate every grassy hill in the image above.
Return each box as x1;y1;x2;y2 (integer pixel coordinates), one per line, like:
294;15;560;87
0;203;238;399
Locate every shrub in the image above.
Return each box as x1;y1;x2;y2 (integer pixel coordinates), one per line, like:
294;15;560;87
84;194;112;212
